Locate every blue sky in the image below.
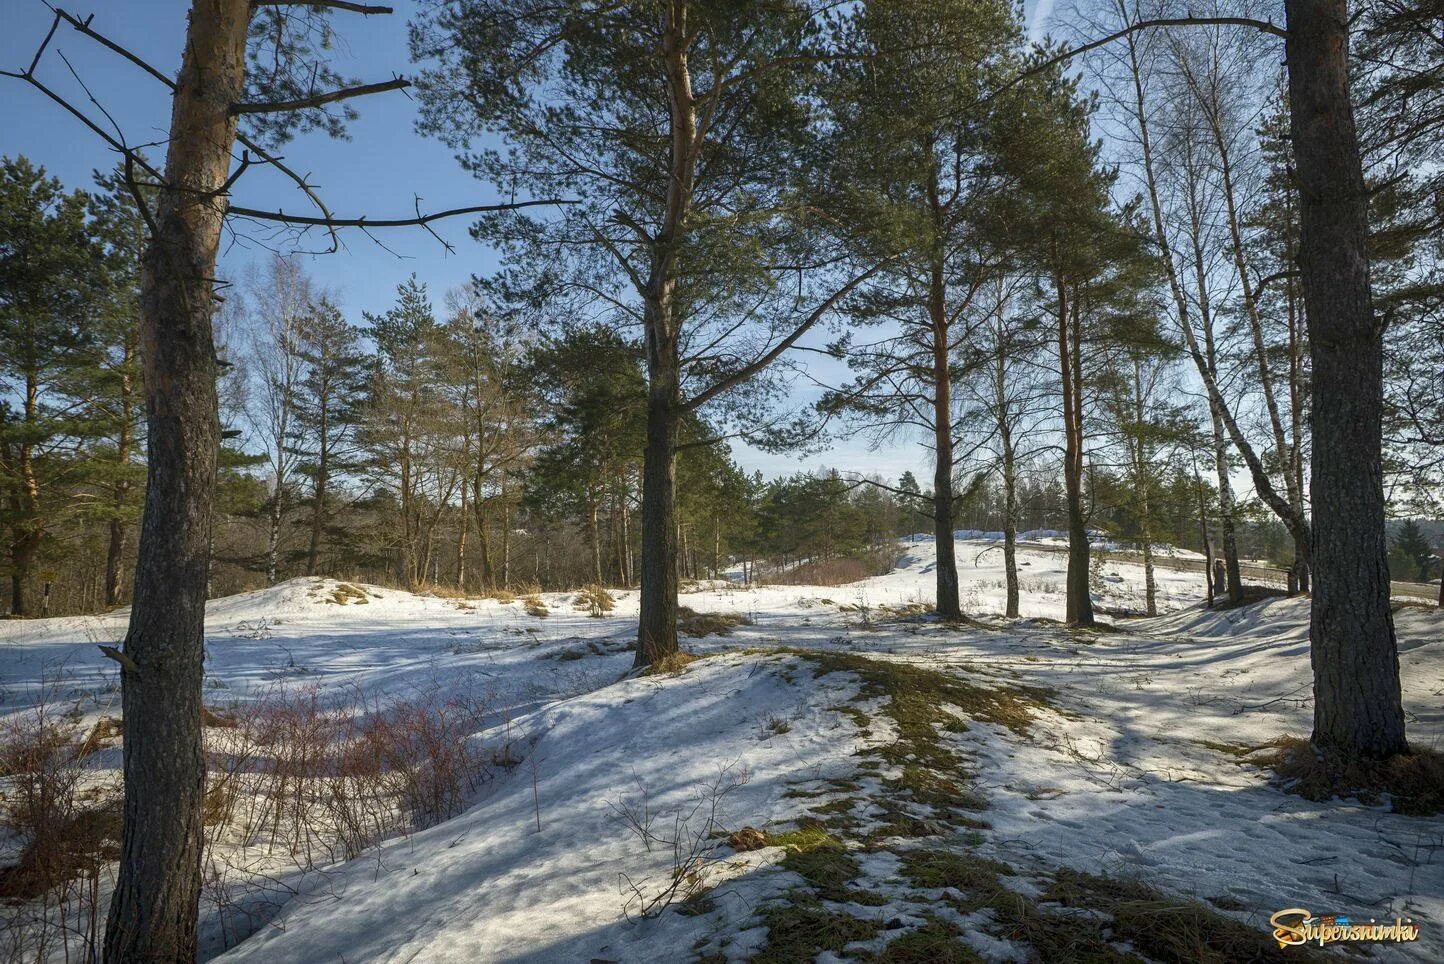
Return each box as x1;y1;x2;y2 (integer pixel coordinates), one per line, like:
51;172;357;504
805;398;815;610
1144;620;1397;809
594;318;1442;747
0;0;1053;482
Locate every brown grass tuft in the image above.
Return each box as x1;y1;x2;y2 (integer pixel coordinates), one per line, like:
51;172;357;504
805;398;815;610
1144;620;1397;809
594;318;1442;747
642;651;700;675
677;605;752;637
573;584;615;616
1263;736;1444;815
327;582;371;605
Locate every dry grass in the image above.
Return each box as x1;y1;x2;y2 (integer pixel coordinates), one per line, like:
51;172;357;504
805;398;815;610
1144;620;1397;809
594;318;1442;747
677;605;752;637
76;716;122;758
572;584;615;617
326;582;371;605
757;547;898;587
1263;736;1444;815
523;594;549;618
641;651;701;675
413;581;471;600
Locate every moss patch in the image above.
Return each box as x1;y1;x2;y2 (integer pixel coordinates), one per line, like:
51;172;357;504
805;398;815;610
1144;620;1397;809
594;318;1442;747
1042;868;1317;962
873;916;984;963
754;895;884;964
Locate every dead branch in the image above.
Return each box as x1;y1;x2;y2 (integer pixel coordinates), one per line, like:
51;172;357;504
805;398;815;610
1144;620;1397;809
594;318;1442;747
232;76;411;115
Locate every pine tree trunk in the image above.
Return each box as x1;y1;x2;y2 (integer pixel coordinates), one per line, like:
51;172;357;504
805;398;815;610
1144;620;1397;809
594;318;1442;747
620;496;632;586
1285;0;1406;759
636;340;680;667
994;310;1020;619
473;476;493;587
500;484;511;587
929;261;961;620
105;369;136;607
305;400;329;577
104;2;249;957
105;517;127;608
587;496;602;586
1057;280;1093;626
634;4;694;667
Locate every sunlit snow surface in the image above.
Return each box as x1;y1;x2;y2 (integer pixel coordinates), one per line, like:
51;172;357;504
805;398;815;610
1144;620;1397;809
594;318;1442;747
2;536;1440;962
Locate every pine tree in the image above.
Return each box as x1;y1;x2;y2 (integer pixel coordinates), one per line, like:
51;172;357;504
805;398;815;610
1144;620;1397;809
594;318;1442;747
82;167;150;608
414;0;884;667
1388;520;1435;583
362;277;445;589
291;295;367;577
814;0;1023;620
0;156;102;615
525;328;646;587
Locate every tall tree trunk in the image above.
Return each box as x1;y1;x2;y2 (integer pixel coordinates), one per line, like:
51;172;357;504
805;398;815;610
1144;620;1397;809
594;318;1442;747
105;363;137;607
1132;360;1158;617
587;495;602;586
1287;271;1310;591
9;374;44;617
473;475;493;587
9;533;38;617
500;480;511;587
633;2;694;667
1057;279;1093;626
636;338;680;666
1001;446;1019;619
992;310;1020;619
1284;0;1406;759
105;1;249;957
305;398;330;577
620;495;632;586
456;483;468;588
399;435;414;588
1182;145;1249;607
930;261;961;620
105;517;127;609
266;489;282;585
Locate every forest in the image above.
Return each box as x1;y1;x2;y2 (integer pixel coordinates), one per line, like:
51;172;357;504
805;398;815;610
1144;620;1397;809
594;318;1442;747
2;0;1443;961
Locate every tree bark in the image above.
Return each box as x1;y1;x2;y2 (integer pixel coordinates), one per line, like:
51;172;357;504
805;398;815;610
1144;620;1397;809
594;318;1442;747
105;361;137;607
305;386;330;577
587;495;602;586
633;2;694;667
929;258;961;620
1284;0;1406;758
104;2;249;958
1057;279;1094;626
635;348;680;666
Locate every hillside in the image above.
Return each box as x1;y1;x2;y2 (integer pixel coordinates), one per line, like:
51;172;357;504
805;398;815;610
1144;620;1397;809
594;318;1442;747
2;538;1440;961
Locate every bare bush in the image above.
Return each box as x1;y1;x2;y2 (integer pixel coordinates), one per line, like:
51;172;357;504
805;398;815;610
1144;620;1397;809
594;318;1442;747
0;688;119;961
612;762;750;919
757;547;899;587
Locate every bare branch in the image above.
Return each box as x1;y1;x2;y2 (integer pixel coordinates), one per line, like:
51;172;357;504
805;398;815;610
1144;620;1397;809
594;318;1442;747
1001;17;1286;97
250;1;394;13
232;77;411;115
685;260;890;412
225;196;578;229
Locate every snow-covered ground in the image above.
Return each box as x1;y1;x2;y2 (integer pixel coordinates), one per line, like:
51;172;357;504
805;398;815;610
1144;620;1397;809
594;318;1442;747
2;536;1440;961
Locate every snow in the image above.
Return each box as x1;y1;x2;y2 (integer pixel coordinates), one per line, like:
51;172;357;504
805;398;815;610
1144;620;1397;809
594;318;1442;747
2;538;1441;961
